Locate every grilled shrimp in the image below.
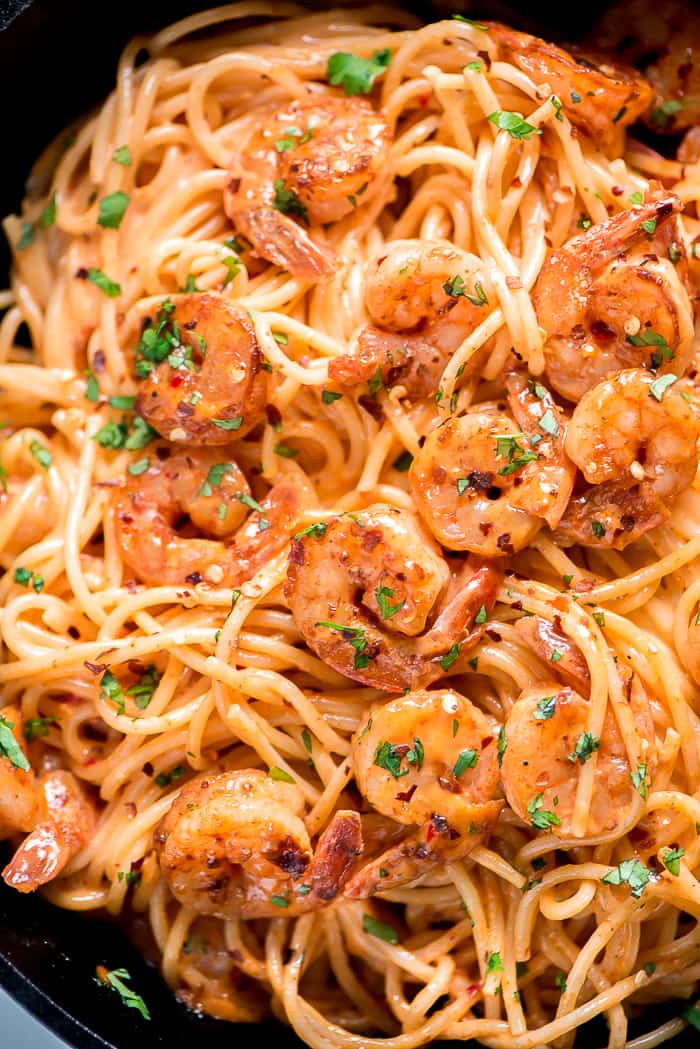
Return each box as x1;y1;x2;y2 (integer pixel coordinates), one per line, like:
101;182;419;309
223;95;391;280
534;191;694;402
3;770;96;893
284;505;502;691
345;689;502;897
328;240;494;398
500;681;656;838
135;295;267;445
0;707;42;839
154;770;362;919
410;374;574;557
556;368;700;548
591;0;700;133
487;22;654;155
114;449;315;586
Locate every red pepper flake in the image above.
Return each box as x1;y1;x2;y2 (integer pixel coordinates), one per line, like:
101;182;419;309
396;783;417;803
84;660;107;676
170;374;184;387
611;185;624;196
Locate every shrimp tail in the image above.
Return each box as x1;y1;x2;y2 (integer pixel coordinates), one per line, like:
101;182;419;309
344;800;503;898
554;479;669;548
328;329;442;399
2;771;95;893
307;810;363;902
574;190;682;271
235;208;334;280
417;560;503;659
514;615;591;695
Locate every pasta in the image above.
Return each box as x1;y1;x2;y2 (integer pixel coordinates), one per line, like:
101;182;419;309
2;4;700;1047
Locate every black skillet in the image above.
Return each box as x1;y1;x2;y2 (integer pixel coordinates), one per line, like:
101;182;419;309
0;0;697;1044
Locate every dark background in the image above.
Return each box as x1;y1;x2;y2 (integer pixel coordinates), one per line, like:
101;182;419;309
0;0;697;1046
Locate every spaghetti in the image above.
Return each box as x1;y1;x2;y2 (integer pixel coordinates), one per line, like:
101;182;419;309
1;4;700;1047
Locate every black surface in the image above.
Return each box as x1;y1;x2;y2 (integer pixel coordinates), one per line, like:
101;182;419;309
0;1;697;1047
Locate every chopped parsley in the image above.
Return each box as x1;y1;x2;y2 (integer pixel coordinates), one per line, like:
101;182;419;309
0;716;30;771
662;847;684;876
322;389;342;404
39;193;57;229
568;732;600;764
495;434;537;475
212;416;243;431
98;968;150;1021
126;665;160;709
591;521;605;539
269;766;295;783
314;620;369;669
488;111;541;140
198;462;234;498
680;1004;700;1031
454;749;479;777
327;49;391;96
113;145;132;165
534;695;557;720
486;951;504;974
294;522;328;540
650;99;684;128
538;409;558;437
649;373;677;402
625;328;673;369
85;370;100;402
362;913;399;944
368;366;384;397
98;191;130;229
100;670;124;715
497;726;507;766
88;268;121;297
155;765;185;788
13;567;44;593
17;222;34;250
527;793;561;831
270;894;289;908
127;458;150;476
602;858;652;898
631;762;648;799
272;179;307;220
440;643;460;671
452;14;488;28
24;716;60;742
551;96;563;121
576;214;592;231
374;741;409;779
376;585;405;620
29;439;52;469
641;217;657;238
629;191;643;206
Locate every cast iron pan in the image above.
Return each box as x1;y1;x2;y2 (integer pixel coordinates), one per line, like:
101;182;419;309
0;0;697;1045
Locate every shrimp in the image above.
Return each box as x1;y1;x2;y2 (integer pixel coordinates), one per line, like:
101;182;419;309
345;689;502;897
0;706;42;839
410;373;575;557
135;294;267;445
154;770;362;919
514;616;591;695
556;368;700;548
534;190;694;402
3;769;96;893
591;0;700;133
328;240;494;398
284;505;502;691
114;448;315;586
223;95;391;280
487;22;654;156
500;681;656;838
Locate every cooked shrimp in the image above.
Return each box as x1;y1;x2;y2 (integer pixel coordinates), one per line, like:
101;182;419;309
135;294;267;445
534;190;694;402
556;368;700;548
284;505;502;691
3;769;96;892
175;918;267;1023
328;240;494;398
114;449;315;586
487;22;654;155
223;95;391;280
345;689;502;897
591;0;700;133
0;706;42;839
514;615;591;695
500;682;656;838
410;374;575;557
154;770;362;919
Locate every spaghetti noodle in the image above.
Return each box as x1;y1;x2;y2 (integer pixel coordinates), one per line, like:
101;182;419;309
1;4;700;1047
